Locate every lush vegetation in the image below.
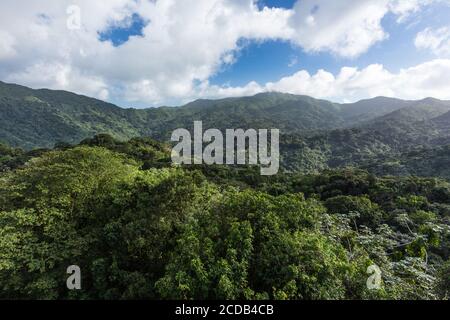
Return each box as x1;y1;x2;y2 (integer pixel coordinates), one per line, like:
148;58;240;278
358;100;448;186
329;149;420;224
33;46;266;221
2;81;450;183
3;81;450;151
0;135;448;299
1;82;449;299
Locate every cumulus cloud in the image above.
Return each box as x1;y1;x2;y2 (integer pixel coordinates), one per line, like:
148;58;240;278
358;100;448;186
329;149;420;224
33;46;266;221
0;0;292;104
389;0;428;22
286;0;441;58
6;62;110;100
0;30;16;60
287;0;390;58
415;27;450;56
0;0;447;106
197;59;450;102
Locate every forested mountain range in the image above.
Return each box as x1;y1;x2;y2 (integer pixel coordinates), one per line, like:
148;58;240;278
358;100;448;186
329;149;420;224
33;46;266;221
2;80;449;146
2;80;450;180
1;81;450;300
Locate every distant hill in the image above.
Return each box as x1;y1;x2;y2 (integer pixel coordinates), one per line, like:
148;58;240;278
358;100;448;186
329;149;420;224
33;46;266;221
2;80;450;179
366;97;450;126
3;80;446;149
0;81;147;149
279;96;450;176
338;96;412;123
0;82;450;180
361;144;450;180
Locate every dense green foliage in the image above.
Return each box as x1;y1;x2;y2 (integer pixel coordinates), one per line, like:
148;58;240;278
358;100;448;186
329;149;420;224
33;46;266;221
0;81;346;149
2;81;450;182
0;136;448;300
1;82;449;299
1;81;448;148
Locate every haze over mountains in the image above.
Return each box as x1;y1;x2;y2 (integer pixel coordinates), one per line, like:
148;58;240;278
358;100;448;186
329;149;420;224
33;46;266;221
1;80;450;179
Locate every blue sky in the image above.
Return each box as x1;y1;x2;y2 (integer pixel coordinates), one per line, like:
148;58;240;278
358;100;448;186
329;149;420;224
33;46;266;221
1;0;450;107
97;0;450;88
258;0;297;9
99;13;148;47
211;2;450;88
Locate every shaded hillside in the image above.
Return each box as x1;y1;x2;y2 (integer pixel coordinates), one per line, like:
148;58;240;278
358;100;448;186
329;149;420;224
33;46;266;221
338;96;412;123
0;82;350;148
0;81;148;149
280;100;450;176
361;145;450;180
3;81;445;149
2;81;450;181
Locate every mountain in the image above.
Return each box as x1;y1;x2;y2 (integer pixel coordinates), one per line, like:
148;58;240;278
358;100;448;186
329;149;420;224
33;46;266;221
279;97;450;175
0;81;148;149
361;144;450;180
156;92;353;138
432;110;450;133
0;83;351;149
2;85;450;300
2;80;450;180
337;96;412;123
366;97;450;127
2;81;444;150
433;109;450;123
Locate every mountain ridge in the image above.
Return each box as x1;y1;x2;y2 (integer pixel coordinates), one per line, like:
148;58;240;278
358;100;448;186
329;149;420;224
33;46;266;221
1;80;450;151
4;79;449;112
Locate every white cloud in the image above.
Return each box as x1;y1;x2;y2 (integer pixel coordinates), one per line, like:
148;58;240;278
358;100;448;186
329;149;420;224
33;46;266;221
287;0;390;58
0;30;16;60
0;0;447;106
196;59;450;102
415;27;450;56
6;62;110;100
0;0;292;104
286;0;443;58
389;0;426;22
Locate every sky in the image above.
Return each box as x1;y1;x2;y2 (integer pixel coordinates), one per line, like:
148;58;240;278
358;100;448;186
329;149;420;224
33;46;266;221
0;1;450;107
